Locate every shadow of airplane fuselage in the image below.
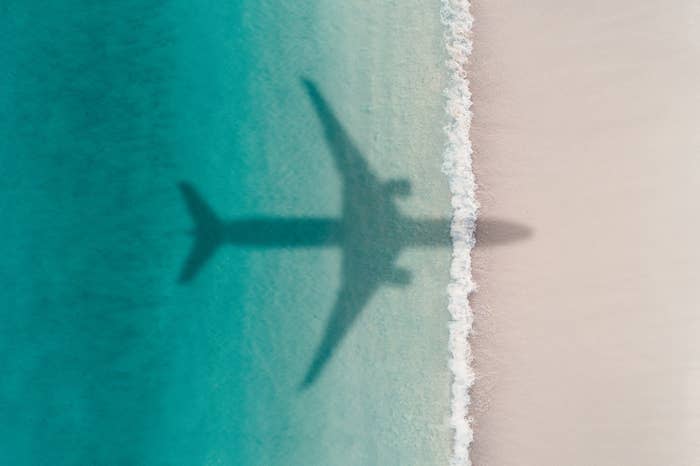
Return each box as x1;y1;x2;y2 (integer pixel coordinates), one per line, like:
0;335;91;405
178;79;531;388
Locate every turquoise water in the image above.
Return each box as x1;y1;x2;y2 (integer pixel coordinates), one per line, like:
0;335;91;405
1;2;453;464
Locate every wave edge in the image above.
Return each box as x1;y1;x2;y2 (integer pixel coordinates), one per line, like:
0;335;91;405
440;1;477;465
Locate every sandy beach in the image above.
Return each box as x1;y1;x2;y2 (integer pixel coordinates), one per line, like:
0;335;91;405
469;2;700;464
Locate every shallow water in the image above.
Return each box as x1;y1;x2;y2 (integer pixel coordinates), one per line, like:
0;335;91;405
1;1;455;464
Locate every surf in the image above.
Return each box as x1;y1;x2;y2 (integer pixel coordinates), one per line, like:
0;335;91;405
440;1;477;465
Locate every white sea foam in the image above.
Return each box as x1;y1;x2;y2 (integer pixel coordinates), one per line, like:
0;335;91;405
440;1;477;465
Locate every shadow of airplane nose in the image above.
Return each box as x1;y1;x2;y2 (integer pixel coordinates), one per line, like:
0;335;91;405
475;218;533;247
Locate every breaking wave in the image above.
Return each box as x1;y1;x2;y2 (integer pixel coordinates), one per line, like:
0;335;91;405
440;1;477;465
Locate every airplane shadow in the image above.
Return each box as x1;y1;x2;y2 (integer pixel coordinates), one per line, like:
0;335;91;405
476;218;532;247
177;78;532;388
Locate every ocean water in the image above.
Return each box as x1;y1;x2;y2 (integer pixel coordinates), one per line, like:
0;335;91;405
0;1;471;465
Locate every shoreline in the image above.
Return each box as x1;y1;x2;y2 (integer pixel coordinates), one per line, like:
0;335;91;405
440;1;477;465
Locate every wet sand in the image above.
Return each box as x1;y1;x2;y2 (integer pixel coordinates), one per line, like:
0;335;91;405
469;2;700;465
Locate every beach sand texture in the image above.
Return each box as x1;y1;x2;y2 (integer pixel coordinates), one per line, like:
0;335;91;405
469;2;700;465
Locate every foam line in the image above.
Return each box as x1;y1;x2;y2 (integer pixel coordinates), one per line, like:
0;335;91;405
440;1;477;465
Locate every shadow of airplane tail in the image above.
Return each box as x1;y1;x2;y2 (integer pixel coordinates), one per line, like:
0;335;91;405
178;182;225;283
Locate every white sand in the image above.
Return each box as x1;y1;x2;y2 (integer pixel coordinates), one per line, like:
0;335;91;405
469;2;700;464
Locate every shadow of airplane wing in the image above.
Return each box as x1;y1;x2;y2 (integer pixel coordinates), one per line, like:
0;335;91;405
300;77;404;387
301;78;378;186
301;255;380;388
